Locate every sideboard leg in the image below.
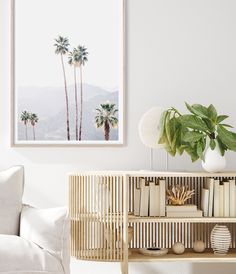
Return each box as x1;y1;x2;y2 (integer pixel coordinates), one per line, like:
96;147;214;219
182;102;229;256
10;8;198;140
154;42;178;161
120;261;128;274
121;174;129;274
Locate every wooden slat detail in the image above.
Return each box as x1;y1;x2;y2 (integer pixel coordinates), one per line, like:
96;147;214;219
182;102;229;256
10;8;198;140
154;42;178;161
69;172;236;267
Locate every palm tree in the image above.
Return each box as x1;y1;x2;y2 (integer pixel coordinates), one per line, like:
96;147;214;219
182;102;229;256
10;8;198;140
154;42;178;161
29;113;39;141
77;45;88;141
20;111;30;140
54;35;71;141
95;102;118;141
68;48;81;140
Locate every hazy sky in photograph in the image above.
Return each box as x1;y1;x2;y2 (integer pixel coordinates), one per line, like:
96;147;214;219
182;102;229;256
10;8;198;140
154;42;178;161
15;0;122;90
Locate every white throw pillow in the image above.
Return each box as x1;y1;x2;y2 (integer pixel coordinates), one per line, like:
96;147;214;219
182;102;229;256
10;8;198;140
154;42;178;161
0;166;24;235
20;206;70;274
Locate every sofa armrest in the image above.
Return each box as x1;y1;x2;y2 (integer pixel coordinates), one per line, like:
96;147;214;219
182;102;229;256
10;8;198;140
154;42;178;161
20;205;70;274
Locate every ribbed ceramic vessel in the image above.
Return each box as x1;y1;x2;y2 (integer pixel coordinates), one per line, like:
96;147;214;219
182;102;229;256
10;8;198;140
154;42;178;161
210;225;231;255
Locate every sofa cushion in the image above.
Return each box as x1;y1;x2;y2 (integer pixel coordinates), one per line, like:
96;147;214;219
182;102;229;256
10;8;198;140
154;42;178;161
20;206;70;274
0;166;24;235
0;234;64;274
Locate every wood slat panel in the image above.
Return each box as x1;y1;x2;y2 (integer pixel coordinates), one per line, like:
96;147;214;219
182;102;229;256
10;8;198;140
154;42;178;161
69;172;236;266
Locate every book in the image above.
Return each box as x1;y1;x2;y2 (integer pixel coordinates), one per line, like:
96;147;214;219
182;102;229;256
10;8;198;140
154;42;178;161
229;179;236;217
219;184;224;217
134;179;141;216
149;182;160;216
205;178;214;217
166;210;203;218
139;178;149;216
166;204;197;212
201;188;209;217
213;179;220;217
159;179;166;216
235;187;236;218
224;181;230;217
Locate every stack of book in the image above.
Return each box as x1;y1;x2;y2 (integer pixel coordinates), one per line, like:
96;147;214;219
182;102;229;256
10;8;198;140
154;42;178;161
201;178;236;217
134;178;166;217
166;204;202;217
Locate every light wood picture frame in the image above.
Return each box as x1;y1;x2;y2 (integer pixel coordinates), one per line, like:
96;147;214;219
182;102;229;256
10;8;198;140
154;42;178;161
11;0;125;146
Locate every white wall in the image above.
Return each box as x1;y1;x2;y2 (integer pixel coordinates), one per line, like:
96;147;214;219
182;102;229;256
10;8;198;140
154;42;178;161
1;0;236;273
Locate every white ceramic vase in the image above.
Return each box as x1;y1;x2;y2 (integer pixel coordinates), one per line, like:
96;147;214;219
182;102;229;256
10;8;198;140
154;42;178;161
211;225;231;255
202;143;226;173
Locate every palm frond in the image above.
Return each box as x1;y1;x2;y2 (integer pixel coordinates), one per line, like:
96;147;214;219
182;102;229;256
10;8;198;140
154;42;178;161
94;102;119;129
54;35;70;55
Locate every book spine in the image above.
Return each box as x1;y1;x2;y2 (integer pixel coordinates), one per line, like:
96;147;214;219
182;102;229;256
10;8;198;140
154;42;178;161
159;179;166;217
224;181;230;217
235;187;236;218
213;179;220;217
201;188;209;217
229;179;236;217
208;178;214;217
166;210;203;218
166;205;197;212
139;178;149;217
134;179;141;216
219;184;224;217
149;183;160;217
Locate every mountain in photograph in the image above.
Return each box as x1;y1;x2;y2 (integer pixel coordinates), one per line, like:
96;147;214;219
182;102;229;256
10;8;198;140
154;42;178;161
17;84;119;141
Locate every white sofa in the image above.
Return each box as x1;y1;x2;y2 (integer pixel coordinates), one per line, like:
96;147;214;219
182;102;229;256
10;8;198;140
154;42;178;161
0;166;70;274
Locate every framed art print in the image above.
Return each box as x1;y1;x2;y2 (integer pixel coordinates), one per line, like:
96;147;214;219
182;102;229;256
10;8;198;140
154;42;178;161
11;0;124;146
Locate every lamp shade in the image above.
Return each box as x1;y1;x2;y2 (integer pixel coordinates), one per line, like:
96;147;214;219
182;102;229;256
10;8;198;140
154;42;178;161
138;107;165;149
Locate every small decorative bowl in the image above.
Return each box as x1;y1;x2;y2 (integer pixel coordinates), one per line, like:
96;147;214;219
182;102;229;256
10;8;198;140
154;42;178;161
138;247;168;256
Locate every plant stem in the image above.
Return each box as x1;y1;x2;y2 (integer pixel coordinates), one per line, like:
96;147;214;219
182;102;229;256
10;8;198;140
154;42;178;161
171;107;182;116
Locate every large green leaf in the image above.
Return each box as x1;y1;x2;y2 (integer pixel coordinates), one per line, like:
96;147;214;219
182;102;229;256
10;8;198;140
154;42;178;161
179;115;209;132
216;136;227;156
220;123;233;128
165;143;176;156
217;125;236;151
217;115;229;123
158;133;167;144
182;131;203;143
177;145;185;155
165;112;172;146
197;141;204;160
185;103;209;119
207;104;217;122
210;139;216;150
170;117;182;153
158;110;168;142
185;146;199;162
170;127;178;150
202;118;215;132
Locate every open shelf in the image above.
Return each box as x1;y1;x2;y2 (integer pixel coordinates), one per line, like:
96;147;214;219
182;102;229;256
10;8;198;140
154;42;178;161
71;213;123;222
128;215;236;223
69;171;236;274
129;248;236;262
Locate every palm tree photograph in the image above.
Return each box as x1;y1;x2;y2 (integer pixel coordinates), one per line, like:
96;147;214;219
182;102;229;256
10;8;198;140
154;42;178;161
29;113;39;141
95;102;118;141
54;36;71;141
13;0;123;145
20;111;30;140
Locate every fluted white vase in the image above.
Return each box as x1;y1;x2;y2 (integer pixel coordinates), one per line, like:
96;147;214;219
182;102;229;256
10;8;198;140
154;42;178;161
202;144;226;173
211;225;231;255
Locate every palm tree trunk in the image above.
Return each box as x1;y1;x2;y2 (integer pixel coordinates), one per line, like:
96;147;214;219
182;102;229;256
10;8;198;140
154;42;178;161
32;125;35;140
25;123;28;140
104;121;110;141
74;66;79;140
60;53;70;141
79;66;83;141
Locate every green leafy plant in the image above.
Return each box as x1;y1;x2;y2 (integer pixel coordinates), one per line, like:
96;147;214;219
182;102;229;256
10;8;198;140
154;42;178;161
158;103;236;162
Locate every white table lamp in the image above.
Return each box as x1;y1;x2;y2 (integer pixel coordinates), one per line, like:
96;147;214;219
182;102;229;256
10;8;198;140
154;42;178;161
138;107;168;170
